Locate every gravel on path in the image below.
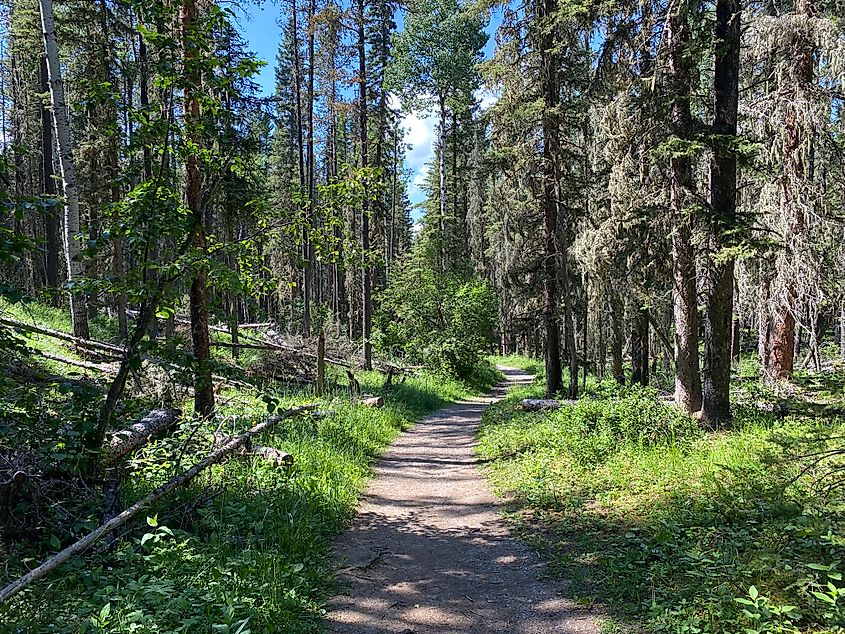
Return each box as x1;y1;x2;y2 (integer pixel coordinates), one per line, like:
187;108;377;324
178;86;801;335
326;367;599;634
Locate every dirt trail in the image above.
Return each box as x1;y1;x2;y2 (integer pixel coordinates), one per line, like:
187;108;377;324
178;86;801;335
326;367;598;633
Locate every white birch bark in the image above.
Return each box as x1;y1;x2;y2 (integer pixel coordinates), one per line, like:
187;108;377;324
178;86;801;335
39;0;89;338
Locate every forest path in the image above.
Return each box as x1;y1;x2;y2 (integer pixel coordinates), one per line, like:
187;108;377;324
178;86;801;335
326;367;598;634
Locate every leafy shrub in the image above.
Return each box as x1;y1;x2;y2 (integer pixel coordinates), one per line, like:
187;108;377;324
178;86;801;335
375;253;496;383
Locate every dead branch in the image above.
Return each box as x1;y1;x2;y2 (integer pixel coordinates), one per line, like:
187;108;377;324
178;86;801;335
39;352;116;373
0;317;123;357
0;403;317;605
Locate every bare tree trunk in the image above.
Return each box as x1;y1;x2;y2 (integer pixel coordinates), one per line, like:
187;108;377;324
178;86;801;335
538;0;563;397
840;303;845;361
608;292;624;384
181;0;214;418
97;0;128;341
290;0;309;336
357;0;373;371
39;0;90;339
702;0;740;427
562;255;578;399
667;0;701;412
138;26;159;341
40;56;60;296
631;308;649;386
438;95;448;273
303;0;316;337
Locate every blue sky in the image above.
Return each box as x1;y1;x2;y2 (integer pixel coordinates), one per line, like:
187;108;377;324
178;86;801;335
230;0;501;212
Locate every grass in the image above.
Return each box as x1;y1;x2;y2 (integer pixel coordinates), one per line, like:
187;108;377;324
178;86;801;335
491;354;544;377
0;301;493;633
477;358;845;633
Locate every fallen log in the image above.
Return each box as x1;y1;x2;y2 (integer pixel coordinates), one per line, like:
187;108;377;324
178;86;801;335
521;399;572;412
142;311;414;376
0;317;123;357
361;396;384;408
39;351;115;373
252;446;294;467
105;408;182;466
0;403;317;605
212;432;293;468
238;322;272;330
210;341;353;369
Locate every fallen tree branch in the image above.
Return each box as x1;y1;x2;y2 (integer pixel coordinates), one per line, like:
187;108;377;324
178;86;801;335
39;351;116;373
0;403;317;605
210;340;353;369
0;317;123;357
105;409;182;466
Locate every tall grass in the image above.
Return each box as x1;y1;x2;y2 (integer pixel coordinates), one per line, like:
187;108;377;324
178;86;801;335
478;379;845;633
0;300;488;633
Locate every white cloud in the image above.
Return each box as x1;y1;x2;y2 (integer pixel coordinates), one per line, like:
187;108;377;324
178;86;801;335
400;107;438;206
395;89;498;210
477;87;499;111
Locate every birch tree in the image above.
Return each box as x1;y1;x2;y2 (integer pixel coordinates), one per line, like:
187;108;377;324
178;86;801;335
39;0;89;339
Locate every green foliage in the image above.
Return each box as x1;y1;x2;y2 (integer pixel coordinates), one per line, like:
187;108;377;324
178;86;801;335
1;346;480;632
387;0;488;114
375;253;497;382
477;377;845;633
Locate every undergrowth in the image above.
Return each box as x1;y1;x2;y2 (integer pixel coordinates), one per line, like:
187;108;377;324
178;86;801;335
0;301;488;633
478;365;845;633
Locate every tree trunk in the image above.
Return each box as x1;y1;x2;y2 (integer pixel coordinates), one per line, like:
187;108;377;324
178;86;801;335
291;0;309;336
438;95;448;273
609;292;624;383
701;0;740;427
538;0;563;398
303;0;316;338
39;0;90;339
768;0;814;380
357;0;373;371
840;303;845;361
40;56;60;295
181;0;214;418
667;0;702;412
631;308;649;386
562;255;578;399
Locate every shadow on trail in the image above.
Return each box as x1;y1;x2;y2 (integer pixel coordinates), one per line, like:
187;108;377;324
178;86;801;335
327;368;597;634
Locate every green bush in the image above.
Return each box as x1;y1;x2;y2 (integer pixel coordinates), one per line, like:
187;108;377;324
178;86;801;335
375;254;496;383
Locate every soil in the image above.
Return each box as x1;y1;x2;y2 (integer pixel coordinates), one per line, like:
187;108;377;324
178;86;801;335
326;367;599;633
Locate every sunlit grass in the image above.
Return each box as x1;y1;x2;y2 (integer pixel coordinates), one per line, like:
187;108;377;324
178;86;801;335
477;365;845;633
0;301;491;633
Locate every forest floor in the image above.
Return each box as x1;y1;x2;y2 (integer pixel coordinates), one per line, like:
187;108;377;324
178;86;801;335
327;367;598;634
477;357;845;633
0;300;499;632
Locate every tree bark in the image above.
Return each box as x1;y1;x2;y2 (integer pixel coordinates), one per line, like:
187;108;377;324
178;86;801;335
666;0;702;412
291;0;309;336
303;0;316;338
438;94;448;272
39;0;90;339
768;0;814;380
631;308;649;386
538;0;563;398
357;0;373;371
181;0;214;418
40;56;60;295
701;0;740;427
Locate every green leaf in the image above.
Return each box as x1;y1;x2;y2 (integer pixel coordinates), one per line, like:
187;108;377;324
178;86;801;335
811;591;837;605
